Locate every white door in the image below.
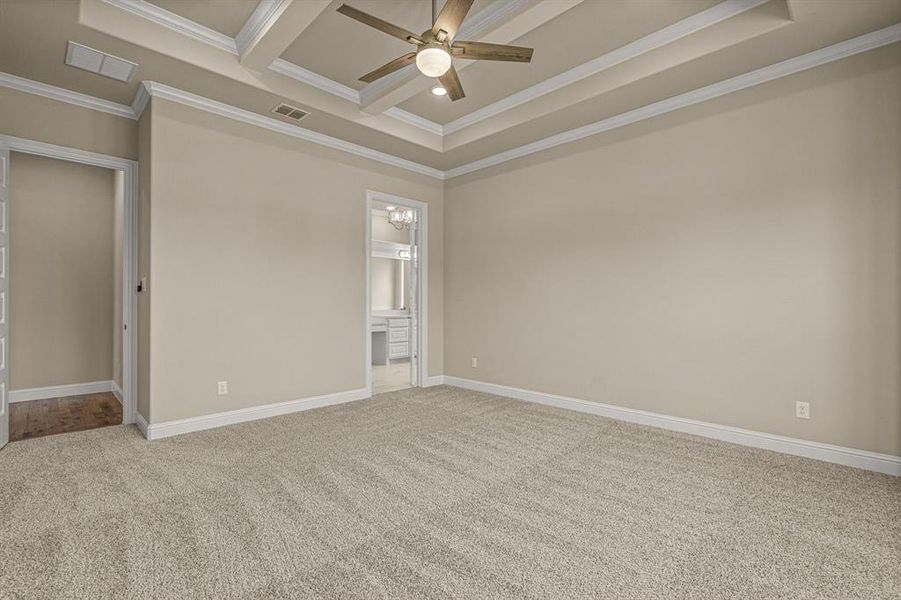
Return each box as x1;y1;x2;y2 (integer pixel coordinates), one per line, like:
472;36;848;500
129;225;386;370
408;211;419;387
0;143;9;450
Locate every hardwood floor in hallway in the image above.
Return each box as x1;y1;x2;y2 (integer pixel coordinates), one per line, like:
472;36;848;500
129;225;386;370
9;392;122;442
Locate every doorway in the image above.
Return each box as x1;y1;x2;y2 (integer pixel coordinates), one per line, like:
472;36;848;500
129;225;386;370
366;191;428;396
0;136;138;450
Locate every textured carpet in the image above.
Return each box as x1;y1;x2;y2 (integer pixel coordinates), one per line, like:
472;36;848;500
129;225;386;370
0;386;898;599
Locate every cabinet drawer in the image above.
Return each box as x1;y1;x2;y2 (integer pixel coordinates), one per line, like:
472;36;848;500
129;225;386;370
389;327;408;342
389;342;408;358
388;318;410;328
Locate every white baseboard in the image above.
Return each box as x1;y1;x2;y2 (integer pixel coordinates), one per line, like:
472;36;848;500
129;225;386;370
443;376;901;477
112;382;124;405
423;375;445;387
9;380;116;403
134;411;149;437
143;387;371;441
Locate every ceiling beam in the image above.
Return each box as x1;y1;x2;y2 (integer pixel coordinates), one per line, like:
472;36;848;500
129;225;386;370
78;0;444;151
358;0;585;115
236;0;332;72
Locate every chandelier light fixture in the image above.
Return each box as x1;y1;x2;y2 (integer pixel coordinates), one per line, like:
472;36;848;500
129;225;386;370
386;206;415;230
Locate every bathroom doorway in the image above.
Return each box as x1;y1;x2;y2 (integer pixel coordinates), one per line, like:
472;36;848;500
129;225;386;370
365;191;428;396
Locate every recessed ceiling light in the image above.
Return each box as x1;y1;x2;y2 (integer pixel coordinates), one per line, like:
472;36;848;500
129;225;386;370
431;85;447;96
65;41;137;82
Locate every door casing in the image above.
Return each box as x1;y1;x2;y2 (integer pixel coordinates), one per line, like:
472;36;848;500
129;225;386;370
0;135;139;439
365;190;429;395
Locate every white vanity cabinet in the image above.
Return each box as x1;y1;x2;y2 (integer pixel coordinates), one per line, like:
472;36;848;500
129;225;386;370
388;318;410;360
371;315;410;365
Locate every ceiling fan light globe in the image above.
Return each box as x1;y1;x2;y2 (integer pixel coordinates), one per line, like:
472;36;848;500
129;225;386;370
416;46;452;77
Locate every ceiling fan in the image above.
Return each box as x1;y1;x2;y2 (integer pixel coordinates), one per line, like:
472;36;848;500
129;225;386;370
336;0;534;101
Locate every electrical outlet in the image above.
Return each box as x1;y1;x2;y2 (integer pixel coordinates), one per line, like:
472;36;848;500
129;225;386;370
795;401;810;419
217;381;228;396
471;357;478;368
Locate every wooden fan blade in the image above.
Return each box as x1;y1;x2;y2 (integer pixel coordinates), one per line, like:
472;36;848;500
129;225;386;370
432;0;474;42
439;65;465;101
337;4;423;44
451;41;533;62
359;52;417;83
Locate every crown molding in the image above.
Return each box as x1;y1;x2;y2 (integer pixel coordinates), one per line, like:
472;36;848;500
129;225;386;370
131;80;151;118
268;59;447;136
458;0;532;38
269;58;360;103
4;23;898;182
100;0;447;137
384;108;445;136
0;70;443;177
95;0;471;139
140;81;446;180
442;0;771;135
446;22;901;178
0;71;137;119
234;0;286;56
100;0;238;54
267;0;769;141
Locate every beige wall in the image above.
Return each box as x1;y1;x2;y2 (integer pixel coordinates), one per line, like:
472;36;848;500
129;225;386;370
444;46;901;456
0;87;137;160
145;98;444;423
9;153;116;390
5;41;895;459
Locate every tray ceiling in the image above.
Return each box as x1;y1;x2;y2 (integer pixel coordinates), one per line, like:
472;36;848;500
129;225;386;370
1;0;899;176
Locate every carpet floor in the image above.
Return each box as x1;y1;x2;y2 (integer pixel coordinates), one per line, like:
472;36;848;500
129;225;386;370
0;386;898;599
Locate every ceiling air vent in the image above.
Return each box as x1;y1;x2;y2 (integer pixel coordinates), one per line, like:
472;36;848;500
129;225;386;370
65;41;137;82
272;103;309;122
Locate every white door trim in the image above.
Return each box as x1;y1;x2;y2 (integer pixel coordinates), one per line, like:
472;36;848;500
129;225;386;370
0;135;139;425
0;139;8;450
365;190;428;395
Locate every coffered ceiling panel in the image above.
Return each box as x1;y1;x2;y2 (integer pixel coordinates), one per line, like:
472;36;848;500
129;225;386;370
145;0;261;37
279;0;497;91
398;0;720;124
